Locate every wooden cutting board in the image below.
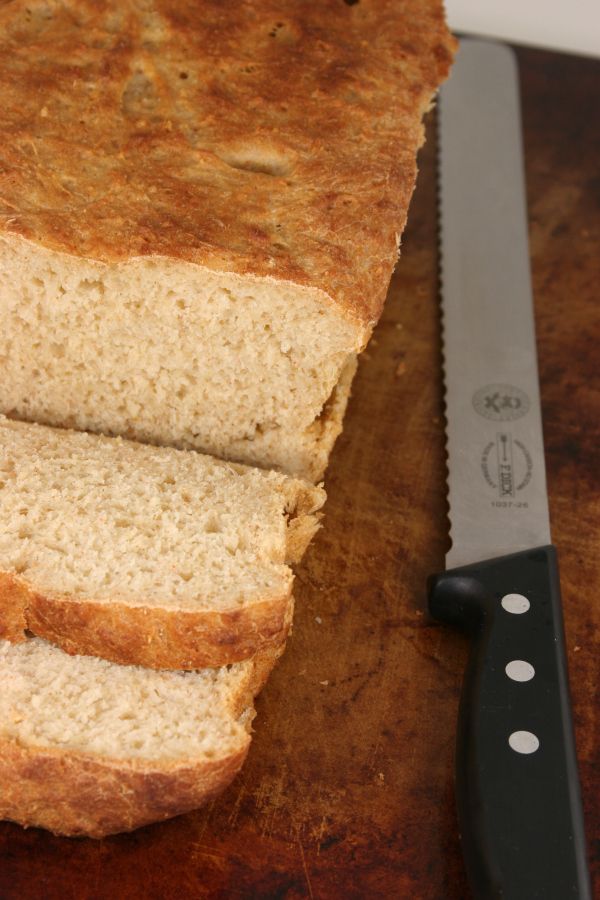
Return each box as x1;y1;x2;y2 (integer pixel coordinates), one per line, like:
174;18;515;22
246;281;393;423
0;46;598;900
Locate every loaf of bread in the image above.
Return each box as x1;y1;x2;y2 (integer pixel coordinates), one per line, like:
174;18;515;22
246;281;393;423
0;636;277;837
0;0;455;481
0;417;324;669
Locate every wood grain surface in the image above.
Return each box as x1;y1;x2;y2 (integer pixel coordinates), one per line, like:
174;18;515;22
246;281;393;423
0;45;598;900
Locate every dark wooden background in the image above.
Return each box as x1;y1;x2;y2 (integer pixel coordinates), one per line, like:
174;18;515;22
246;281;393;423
0;46;598;899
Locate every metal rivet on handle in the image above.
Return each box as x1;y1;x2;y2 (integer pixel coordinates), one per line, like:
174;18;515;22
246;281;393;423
509;730;540;754
501;593;530;614
505;660;535;682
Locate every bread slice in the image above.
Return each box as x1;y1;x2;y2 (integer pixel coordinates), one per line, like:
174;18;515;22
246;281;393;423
0;1;454;481
0;417;324;669
0;636;276;837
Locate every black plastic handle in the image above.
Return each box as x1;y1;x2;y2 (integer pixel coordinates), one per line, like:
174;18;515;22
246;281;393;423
429;545;591;900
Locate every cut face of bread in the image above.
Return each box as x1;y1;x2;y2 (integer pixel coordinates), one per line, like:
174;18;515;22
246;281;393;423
0;1;455;480
0;637;275;837
0;236;358;482
0;417;325;669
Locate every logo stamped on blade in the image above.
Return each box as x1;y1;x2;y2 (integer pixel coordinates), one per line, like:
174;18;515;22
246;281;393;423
481;433;533;502
473;384;530;421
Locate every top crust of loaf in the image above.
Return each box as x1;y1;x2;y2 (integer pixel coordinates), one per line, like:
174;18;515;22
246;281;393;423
0;0;455;332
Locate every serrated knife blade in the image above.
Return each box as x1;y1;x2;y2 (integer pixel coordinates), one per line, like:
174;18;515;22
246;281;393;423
428;39;591;900
438;39;551;569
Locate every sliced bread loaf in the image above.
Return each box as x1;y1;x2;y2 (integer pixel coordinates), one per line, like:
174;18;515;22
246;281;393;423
0;636;276;837
0;1;454;481
0;417;324;669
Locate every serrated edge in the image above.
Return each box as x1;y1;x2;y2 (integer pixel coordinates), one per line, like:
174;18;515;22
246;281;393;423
435;85;456;567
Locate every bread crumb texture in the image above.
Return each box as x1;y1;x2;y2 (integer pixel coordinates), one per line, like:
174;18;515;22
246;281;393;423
0;636;276;836
0;1;455;479
0;417;323;610
0;637;251;760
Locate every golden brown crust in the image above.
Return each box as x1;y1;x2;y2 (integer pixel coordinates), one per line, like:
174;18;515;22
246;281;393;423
232;639;287;711
0;570;293;669
0;737;250;838
0;0;455;329
282;480;326;564
0;572;28;645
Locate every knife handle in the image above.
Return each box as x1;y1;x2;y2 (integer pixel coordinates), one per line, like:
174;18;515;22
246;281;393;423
428;545;591;900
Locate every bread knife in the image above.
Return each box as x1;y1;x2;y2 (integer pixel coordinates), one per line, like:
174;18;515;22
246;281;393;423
428;39;591;899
